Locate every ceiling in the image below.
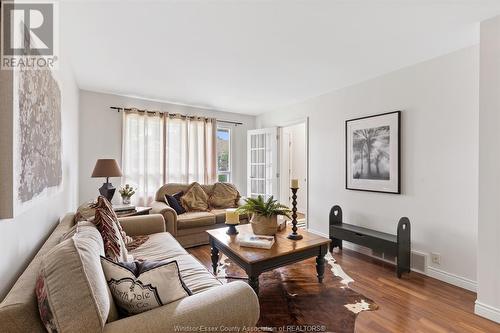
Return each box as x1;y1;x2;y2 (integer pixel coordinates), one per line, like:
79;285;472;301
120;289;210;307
61;0;500;115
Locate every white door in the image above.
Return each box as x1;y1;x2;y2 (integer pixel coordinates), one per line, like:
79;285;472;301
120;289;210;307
247;128;278;200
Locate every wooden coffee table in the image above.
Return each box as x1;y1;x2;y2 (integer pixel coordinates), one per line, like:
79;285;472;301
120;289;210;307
207;224;331;294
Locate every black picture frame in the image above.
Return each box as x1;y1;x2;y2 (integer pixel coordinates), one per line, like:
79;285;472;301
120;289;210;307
345;110;401;194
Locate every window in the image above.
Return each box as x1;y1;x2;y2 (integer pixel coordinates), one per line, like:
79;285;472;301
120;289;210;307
217;127;231;182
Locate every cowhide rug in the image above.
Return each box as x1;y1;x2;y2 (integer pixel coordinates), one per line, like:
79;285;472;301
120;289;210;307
215;252;378;333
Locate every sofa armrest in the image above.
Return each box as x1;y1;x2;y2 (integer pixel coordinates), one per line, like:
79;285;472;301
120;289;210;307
103;281;259;333
151;201;178;235
118;214;166;236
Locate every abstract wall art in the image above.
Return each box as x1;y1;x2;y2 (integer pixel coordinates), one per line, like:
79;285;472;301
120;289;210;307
16;67;62;204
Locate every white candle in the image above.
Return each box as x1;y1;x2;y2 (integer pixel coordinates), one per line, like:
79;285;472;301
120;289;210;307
291;179;299;189
225;208;240;225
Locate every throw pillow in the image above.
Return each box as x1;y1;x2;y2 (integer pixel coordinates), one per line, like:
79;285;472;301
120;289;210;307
92;196;131;262
165;191;186;215
60;220;95;243
208;182;241;209
181;182;209;211
35;274;57;332
100;257;191;316
36;222;119;332
74;200;96;223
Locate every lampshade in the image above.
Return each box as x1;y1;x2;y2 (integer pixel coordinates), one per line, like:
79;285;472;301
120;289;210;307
91;159;123;178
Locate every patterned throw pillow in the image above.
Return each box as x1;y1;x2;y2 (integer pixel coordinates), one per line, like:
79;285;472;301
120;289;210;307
165;191;186;215
181;182;209;211
208;182;241;209
100;257;191;316
92;196;131;262
35;274;57;333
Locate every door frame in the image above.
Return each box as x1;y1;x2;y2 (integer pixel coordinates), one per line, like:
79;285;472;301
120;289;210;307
277;117;310;229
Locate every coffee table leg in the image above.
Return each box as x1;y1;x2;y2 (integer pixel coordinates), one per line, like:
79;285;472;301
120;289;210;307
316;254;326;283
248;275;260;295
210;245;219;274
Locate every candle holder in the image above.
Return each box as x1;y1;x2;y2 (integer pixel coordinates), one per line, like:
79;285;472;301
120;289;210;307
288;187;303;240
226;224;239;235
225;208;239;235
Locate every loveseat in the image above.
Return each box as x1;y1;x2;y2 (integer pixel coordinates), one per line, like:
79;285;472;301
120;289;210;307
151;183;248;248
0;213;259;332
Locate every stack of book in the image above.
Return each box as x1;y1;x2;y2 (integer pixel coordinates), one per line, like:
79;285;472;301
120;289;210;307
113;204;136;215
239;235;275;249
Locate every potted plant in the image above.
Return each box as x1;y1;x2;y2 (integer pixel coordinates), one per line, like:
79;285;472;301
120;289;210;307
118;184;136;205
236;195;291;236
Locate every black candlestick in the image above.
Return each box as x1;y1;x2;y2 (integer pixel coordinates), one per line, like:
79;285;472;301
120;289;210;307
288;187;303;240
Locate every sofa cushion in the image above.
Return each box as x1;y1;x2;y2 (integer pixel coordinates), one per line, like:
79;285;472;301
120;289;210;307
211;209;248;224
36;222;118;332
167;254;222;295
181;182;209;211
0;214;75;333
100;257;191;316
155;183;190;202
130;232;189;260
208;182;240;209
128;232;222;294
177;211;216;229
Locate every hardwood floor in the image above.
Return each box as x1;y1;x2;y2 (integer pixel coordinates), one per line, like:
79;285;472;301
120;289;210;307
188;245;500;332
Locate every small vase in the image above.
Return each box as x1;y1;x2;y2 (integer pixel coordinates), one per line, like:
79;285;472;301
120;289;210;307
122;196;131;205
250;214;278;236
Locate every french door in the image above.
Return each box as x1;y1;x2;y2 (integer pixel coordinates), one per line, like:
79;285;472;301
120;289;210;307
247;128;278;200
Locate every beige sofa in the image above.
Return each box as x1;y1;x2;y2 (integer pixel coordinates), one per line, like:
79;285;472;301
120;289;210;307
152;183;248;248
0;213;259;333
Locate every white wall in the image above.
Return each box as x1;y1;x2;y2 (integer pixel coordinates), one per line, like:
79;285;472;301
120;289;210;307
78;90;256;204
0;57;80;299
476;16;500;323
257;46;479;289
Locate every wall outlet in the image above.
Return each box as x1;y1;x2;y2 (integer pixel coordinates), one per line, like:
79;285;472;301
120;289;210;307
431;253;441;265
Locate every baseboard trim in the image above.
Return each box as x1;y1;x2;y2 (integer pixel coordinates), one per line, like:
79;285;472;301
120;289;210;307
307;228;328;238
307;228;477;292
475;301;500;323
426;266;476;292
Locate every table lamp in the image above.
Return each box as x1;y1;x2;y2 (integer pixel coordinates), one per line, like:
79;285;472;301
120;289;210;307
91;159;123;202
225;208;240;235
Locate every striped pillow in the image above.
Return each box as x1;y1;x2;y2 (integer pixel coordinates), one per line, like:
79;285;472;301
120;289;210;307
91;196;131;262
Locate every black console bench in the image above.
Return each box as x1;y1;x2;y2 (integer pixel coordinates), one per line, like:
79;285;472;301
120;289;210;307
329;205;411;278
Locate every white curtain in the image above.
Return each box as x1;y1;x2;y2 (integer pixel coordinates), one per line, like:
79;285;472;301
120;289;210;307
165;115;216;184
122;109;164;206
122;110;216;205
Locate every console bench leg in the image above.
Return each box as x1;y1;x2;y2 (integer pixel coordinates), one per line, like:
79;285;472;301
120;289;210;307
329;237;343;252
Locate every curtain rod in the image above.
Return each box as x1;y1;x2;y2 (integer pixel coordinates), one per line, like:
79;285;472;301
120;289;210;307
110;106;243;126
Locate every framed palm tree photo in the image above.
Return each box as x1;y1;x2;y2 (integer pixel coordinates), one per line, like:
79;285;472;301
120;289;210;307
345;111;401;194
